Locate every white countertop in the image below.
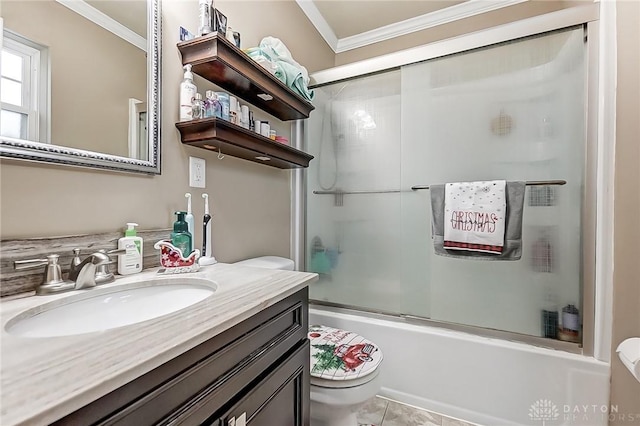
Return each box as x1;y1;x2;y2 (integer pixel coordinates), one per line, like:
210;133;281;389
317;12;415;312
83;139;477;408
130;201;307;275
0;263;318;426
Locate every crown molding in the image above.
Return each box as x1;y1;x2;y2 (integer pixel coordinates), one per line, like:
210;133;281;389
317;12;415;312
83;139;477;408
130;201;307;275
297;0;529;54
55;0;146;52
295;0;339;52
336;0;528;53
311;4;598;86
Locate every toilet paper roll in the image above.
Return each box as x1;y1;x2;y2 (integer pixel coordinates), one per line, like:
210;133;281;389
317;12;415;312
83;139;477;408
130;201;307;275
616;337;640;383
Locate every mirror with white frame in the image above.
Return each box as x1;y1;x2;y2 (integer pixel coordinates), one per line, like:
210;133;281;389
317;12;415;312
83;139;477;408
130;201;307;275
0;0;161;174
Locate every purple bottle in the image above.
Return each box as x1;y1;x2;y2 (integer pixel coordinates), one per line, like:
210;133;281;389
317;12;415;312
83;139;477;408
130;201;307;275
204;90;221;118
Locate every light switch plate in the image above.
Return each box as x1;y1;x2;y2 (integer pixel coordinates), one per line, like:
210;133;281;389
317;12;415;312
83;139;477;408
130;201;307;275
189;156;206;188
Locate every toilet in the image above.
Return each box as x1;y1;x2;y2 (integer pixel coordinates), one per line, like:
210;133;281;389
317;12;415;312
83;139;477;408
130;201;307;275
234;255;295;271
234;256;384;426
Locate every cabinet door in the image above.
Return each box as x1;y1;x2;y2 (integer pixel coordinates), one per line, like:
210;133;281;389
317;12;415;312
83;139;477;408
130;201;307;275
56;289;308;426
217;340;310;426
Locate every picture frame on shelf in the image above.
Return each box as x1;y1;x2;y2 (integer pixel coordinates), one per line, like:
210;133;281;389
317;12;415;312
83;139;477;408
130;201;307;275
213;9;227;35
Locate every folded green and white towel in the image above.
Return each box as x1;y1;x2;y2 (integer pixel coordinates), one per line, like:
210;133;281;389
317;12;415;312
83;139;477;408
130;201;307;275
258;36;314;102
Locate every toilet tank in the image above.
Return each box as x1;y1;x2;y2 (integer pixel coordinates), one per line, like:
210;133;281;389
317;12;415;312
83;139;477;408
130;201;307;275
234;256;295;271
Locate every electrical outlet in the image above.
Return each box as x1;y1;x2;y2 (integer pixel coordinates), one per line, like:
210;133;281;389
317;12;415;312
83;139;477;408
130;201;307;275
189;156;206;188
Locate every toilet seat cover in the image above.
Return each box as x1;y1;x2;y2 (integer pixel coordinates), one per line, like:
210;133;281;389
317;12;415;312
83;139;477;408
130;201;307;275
308;325;383;381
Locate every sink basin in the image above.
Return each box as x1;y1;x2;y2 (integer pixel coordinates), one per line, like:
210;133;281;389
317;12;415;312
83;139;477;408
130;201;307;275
6;280;216;338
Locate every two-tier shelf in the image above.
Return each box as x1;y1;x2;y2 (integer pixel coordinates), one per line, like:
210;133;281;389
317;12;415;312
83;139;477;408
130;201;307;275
176;33;315;169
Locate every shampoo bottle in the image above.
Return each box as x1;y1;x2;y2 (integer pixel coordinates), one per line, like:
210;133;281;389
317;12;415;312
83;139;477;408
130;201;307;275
118;223;143;275
179;65;197;121
171;211;193;257
185;193;195;253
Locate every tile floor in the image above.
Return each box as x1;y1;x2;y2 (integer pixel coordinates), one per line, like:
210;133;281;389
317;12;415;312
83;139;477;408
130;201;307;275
357;396;476;426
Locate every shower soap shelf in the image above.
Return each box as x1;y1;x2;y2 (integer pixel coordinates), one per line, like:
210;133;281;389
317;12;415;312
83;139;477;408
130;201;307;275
177;33;314;121
175;118;313;169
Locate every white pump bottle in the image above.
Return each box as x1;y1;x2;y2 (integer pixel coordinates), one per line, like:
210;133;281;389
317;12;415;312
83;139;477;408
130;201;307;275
179;65;197;121
117;223;143;275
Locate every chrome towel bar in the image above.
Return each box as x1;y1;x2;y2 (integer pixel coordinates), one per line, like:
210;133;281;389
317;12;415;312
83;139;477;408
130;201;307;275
313;180;567;195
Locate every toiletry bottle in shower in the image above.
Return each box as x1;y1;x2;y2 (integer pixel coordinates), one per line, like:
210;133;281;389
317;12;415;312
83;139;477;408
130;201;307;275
541;290;558;339
198;0;212;36
179;65;197;121
561;304;580;342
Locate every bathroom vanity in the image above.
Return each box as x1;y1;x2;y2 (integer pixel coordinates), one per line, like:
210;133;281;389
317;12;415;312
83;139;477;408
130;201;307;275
0;264;317;425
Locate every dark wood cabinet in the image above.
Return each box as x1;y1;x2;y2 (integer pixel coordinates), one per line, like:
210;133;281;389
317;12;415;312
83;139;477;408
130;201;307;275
175;33;315;170
174;340;310;426
54;288;310;426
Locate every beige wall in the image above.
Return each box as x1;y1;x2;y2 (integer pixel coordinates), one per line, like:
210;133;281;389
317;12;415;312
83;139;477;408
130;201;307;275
610;0;640;422
2;0;146;157
0;0;334;266
334;1;579;66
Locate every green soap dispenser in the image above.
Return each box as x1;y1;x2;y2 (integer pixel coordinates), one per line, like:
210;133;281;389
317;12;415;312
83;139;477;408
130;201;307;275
171;211;193;257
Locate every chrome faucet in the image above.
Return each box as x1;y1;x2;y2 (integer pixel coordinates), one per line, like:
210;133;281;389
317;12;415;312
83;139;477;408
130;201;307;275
70;248;125;285
68;252;111;289
15;249;124;295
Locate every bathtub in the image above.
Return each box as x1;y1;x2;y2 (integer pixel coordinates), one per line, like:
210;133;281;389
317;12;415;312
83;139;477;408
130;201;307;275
309;305;611;426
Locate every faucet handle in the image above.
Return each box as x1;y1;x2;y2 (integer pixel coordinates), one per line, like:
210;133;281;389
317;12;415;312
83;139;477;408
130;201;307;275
15;254;73;295
70;248;82;275
15;254;65;283
42;255;66;286
14;257;51;270
107;248;127;257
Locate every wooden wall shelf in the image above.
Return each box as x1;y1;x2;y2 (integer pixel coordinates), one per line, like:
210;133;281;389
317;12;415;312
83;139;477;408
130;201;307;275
176;118;314;169
177;33;315;121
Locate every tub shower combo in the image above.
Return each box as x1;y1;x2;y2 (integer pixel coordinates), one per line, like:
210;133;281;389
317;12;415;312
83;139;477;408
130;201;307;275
294;6;611;426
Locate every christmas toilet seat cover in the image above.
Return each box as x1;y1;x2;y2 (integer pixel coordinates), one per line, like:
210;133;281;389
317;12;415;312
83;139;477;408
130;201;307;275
308;325;383;381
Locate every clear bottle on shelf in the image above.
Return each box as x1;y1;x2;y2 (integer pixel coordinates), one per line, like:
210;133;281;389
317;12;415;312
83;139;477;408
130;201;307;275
204;90;220;118
192;93;205;120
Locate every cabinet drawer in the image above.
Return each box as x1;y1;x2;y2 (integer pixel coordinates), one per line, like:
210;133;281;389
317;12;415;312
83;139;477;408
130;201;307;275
166;340;310;426
55;288;308;425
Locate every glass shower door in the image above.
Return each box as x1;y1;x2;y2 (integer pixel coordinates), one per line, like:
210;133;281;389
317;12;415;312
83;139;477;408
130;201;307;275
306;27;586;340
399;28;585;336
305;70;414;315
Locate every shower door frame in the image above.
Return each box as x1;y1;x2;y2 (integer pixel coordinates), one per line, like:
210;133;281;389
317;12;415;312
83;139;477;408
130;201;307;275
292;3;603;356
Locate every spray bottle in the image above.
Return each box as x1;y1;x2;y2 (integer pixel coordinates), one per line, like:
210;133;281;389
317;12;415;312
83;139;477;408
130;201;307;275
199;193;217;265
185;193;195;254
